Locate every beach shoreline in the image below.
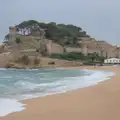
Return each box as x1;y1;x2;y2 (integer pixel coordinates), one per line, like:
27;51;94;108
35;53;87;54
1;65;120;120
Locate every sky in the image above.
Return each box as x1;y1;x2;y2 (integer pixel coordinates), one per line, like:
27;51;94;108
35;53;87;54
0;0;120;45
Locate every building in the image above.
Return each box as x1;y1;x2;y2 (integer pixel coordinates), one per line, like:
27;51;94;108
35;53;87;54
9;26;32;36
104;58;120;64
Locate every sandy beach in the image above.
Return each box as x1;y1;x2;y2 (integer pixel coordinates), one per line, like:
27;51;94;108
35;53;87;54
1;66;120;120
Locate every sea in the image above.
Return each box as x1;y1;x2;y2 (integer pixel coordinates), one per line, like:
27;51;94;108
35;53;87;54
0;68;115;117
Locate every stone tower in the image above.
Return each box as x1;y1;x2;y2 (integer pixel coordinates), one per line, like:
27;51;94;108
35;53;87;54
82;45;88;55
9;26;17;34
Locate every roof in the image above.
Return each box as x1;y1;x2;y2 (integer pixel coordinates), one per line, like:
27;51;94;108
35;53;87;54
105;58;120;60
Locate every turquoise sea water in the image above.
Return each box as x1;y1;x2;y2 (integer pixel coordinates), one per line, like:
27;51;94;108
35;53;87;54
0;68;115;116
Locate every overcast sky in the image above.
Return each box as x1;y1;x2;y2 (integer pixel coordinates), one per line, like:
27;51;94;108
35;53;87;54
0;0;120;45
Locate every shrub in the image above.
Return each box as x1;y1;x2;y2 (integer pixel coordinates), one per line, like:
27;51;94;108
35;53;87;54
48;61;55;65
50;52;85;61
34;57;40;65
50;52;105;63
15;37;22;44
83;61;96;66
17;55;30;65
5;63;14;68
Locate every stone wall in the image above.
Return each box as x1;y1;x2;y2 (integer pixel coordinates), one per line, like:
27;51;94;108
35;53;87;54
66;47;82;53
46;40;64;54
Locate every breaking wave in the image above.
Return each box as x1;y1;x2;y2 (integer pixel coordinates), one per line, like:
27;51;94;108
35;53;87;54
0;68;115;116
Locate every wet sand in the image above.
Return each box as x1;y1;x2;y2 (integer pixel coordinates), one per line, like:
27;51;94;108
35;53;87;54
1;66;120;120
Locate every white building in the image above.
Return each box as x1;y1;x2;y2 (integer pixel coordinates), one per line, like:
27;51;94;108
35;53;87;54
104;58;120;64
17;27;31;36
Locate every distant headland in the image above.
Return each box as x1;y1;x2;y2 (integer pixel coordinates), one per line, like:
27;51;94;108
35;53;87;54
0;20;119;68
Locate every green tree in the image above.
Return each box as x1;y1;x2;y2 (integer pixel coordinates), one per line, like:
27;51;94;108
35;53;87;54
50;52;85;61
17;20;90;47
17;20;39;28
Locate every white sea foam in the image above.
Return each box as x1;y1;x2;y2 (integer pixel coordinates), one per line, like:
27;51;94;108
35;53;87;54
13;70;115;95
0;68;7;71
13;70;115;97
48;70;115;94
25;68;39;71
0;69;115;117
0;99;25;117
14;81;38;90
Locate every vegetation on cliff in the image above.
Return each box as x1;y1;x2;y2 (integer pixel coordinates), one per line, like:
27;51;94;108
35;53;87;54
17;20;90;46
50;52;105;64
